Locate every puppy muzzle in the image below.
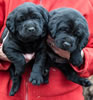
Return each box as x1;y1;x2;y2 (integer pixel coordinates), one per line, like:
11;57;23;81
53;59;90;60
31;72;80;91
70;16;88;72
55;40;72;50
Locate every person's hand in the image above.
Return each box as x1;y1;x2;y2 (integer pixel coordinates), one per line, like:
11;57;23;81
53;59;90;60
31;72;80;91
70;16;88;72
0;44;10;62
0;44;35;63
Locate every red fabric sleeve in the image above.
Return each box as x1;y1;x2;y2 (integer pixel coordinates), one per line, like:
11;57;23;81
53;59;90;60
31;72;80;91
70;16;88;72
0;0;5;31
71;0;93;77
0;0;10;70
89;0;93;6
0;60;10;70
72;48;93;77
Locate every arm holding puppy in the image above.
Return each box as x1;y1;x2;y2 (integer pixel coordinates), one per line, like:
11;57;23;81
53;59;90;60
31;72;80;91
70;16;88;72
49;37;93;78
0;44;35;70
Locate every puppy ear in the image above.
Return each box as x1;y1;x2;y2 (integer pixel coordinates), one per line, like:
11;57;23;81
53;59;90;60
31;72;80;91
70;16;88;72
6;11;16;33
48;21;57;38
79;32;89;50
37;5;49;37
48;12;57;38
75;18;89;50
37;5;49;24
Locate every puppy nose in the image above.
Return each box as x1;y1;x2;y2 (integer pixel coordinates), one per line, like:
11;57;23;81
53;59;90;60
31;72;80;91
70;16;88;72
63;41;71;48
28;27;35;32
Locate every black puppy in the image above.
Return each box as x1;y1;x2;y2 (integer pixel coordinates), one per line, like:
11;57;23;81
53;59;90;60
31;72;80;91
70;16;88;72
46;8;91;86
2;2;48;96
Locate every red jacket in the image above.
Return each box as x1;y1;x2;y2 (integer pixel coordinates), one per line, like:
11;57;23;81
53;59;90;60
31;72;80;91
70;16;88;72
0;0;93;100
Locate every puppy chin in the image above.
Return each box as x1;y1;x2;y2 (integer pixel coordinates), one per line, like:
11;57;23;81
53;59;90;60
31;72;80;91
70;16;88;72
18;36;39;43
55;42;76;52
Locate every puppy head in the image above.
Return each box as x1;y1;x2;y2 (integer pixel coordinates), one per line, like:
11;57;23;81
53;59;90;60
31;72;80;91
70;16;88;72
6;2;48;42
48;8;89;52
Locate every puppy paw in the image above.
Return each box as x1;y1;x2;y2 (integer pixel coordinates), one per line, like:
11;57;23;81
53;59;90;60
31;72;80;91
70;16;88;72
70;56;83;67
43;75;49;84
79;78;92;87
9;76;21;96
29;72;44;85
42;69;49;84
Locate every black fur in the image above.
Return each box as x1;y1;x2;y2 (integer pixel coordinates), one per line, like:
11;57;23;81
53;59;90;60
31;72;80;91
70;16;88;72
46;8;91;87
2;2;48;96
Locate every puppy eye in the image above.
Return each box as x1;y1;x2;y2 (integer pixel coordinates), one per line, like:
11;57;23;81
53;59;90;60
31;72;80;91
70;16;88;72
16;19;21;22
65;28;69;32
31;15;39;19
31;15;35;19
75;32;82;37
59;27;69;32
16;16;25;22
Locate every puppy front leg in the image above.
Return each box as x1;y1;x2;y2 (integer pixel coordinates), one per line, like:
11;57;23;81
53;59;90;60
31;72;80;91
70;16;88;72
4;49;26;74
9;52;26;96
29;50;46;85
70;49;83;67
9;65;21;96
59;63;91;87
3;49;26;95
